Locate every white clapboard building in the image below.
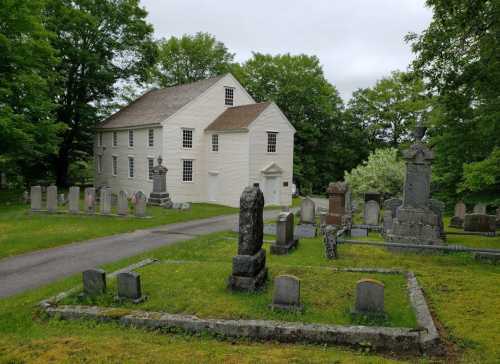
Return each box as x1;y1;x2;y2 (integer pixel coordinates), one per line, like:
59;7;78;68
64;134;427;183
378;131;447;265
94;74;295;207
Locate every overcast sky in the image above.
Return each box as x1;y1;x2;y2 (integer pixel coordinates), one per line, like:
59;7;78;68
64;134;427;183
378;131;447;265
141;0;433;101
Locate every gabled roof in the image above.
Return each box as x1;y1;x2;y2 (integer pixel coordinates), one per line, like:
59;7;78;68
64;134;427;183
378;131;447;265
97;75;226;129
205;102;271;132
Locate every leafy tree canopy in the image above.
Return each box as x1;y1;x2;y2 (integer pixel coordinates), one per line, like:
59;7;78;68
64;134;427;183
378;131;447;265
344;148;405;199
155;32;235;87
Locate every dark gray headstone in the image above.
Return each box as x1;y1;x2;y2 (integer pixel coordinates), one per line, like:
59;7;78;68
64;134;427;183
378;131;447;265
30;186;42;211
355;279;384;313
148;156;172;206
383;198;402;218
117;271;142;300
270;275;302;311
300;197;315;224
464;214;496;233
323;225;338;259
68;186;80;214
270;212;298;255
83;268;106;295
46;185;58;213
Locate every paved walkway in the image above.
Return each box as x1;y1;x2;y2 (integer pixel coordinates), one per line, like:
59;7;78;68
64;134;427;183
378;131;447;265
0;211;280;299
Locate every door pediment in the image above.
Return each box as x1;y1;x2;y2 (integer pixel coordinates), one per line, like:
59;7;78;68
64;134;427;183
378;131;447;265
261;162;283;175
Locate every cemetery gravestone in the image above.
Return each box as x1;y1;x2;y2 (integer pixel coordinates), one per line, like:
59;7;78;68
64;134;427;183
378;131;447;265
117;272;143;301
323;226;338;259
350;228;368;238
300;197;315;224
364;200;380;226
383;210;394;233
84;187;96;214
270;212;299;255
473;203;487;214
354;279;384;314
134;191;147;217
450;201;466;228
46;185;58;213
464;214;496;234
117;190;129;216
294;224;316;238
326;181;348;226
100;187;112;215
148;156;173;207
270;275;303;311
68;186;80;214
383;198;403;219
30;186;42;211
22;190;30;204
228;184;267;291
82;269;106;296
58;193;66;205
263;224;277;235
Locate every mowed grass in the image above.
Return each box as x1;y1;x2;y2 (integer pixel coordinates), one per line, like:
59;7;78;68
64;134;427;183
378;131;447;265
65;260;416;328
0;190;237;259
1;229;499;363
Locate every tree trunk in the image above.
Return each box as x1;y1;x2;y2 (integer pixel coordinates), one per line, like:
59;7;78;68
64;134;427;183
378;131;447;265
56;146;70;187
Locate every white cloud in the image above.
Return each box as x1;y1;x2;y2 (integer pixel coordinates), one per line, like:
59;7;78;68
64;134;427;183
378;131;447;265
141;0;432;100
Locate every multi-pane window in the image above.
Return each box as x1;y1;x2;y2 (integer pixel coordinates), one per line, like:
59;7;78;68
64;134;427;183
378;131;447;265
128;157;135;178
98;132;103;147
97;155;103;173
112;156;118;176
182;159;193;182
128;130;134;147
267;132;278;153
224;87;234;106
212;134;219;152
148;129;154;147
112;132;118;147
148;158;154;180
182;129;193;148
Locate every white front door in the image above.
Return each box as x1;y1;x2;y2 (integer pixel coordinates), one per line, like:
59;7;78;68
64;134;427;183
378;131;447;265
208;173;219;202
264;176;280;205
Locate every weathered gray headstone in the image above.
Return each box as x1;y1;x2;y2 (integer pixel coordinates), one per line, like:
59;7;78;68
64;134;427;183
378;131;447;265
117;190;129;216
117;271;142;300
228;184;267;292
134;191;147;217
450;201;466;228
350;228;368;237
354;278;384;314
100;187;112;215
84;187;96;214
363;200;380;226
300;197;315;224
68;186;80;214
270;212;298;255
58;193;66;206
46;185;58;213
82;268;106;296
270;275;302;311
294;224;316;238
323;225;338;259
383;198;402;218
464;214;496;233
30;186;42;211
148;156;172;206
473;203;487;214
383;210;393;232
319;211;327;226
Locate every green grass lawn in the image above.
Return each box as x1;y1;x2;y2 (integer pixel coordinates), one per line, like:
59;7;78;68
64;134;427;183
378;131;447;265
1;229;499;363
0;190;238;259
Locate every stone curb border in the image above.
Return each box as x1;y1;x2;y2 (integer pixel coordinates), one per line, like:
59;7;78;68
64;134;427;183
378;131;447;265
39;258;158;308
30;210;152;219
40;265;441;355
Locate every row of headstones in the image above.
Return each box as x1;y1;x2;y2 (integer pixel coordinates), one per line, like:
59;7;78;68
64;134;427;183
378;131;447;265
272;274;384;314
450;201;500;232
82;268;143;302
30;185;147;217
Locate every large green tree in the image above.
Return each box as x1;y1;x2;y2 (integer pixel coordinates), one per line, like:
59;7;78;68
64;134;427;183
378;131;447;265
234;53;366;192
0;0;63;183
347;71;431;150
45;0;157;186
407;0;500;204
155;32;234;87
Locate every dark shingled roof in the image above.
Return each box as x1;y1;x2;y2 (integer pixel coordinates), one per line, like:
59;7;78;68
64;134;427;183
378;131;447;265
98;75;225;129
205;102;272;131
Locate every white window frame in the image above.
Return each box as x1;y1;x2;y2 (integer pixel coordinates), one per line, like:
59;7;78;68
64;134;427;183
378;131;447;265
182;159;194;183
267;131;278;153
112;155;118;176
112;131;118;147
97;155;103;174
148;129;154;147
211;134;219;152
182;128;193;149
224;87;234;106
128;156;135;179
147;157;154;181
128;129;134;148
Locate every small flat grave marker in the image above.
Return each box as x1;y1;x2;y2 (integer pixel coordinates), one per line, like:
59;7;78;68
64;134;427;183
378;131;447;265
270;275;303;312
294;224;316;238
350;228;368;237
